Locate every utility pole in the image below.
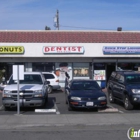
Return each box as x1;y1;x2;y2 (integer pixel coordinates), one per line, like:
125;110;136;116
54;10;59;30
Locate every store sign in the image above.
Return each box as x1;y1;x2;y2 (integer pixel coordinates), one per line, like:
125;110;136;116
103;46;140;54
43;46;84;54
0;46;24;54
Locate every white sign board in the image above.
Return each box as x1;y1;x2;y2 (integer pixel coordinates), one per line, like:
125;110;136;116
43;46;85;54
13;65;24;80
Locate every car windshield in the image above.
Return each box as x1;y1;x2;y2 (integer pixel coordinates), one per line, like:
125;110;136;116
71;81;100;90
8;74;43;84
43;74;55;79
125;75;140;83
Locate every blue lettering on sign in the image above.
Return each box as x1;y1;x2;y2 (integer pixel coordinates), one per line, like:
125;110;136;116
103;46;140;54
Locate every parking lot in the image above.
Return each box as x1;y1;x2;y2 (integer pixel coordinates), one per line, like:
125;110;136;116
1;89;140;115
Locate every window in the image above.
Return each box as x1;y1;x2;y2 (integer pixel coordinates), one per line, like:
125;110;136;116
110;72;116;80
118;75;124;83
43;74;55;79
115;73;121;82
125;75;140;83
73;63;89;77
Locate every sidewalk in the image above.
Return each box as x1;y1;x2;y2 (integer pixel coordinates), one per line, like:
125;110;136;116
0;113;138;129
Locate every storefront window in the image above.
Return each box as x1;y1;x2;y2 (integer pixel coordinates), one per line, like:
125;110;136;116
55;62;72;88
93;63;106;80
132;63;140;71
32;62;54;72
93;63;106;88
73;63;89;78
118;63;132;70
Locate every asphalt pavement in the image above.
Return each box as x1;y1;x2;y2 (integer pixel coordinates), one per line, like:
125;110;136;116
0;112;139;130
0;88;139;130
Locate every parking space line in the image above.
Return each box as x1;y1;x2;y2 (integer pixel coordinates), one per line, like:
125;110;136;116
0;105;4;111
107;104;115;108
118;110;124;113
53;100;60;115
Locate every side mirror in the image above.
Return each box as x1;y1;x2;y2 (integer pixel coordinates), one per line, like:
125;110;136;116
46;80;50;85
47;81;50;85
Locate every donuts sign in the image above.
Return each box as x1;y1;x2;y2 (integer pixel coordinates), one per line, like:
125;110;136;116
43;46;84;54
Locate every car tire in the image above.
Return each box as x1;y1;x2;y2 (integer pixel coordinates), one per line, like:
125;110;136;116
124;95;133;110
108;90;115;103
4;106;10;111
66;99;68;104
41;97;47;108
47;86;52;94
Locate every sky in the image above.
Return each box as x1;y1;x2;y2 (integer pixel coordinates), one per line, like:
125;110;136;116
0;0;140;31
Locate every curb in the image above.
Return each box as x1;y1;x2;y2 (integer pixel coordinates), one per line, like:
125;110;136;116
98;108;119;113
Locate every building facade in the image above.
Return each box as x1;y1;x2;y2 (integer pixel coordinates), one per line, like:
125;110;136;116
0;30;140;87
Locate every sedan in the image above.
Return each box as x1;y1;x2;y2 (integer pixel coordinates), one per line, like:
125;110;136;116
65;79;107;111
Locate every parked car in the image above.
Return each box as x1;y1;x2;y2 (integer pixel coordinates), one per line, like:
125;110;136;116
42;72;61;94
107;70;140;110
65;79;107;111
2;72;50;110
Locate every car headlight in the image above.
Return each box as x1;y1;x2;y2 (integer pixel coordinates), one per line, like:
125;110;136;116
4;90;11;94
71;97;81;101
98;96;106;100
34;90;42;94
34;94;43;97
132;89;140;94
2;93;11;98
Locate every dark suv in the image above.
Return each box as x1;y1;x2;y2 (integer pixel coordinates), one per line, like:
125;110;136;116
107;71;140;110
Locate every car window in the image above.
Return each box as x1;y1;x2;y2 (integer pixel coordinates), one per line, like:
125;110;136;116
71;81;100;90
125;75;140;83
114;73;121;82
9;74;43;84
109;72;116;80
43;74;55;79
118;75;124;84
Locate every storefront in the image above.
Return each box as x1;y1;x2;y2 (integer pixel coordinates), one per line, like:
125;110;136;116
0;30;140;87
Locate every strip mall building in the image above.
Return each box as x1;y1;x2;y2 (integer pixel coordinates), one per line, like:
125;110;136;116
0;30;140;87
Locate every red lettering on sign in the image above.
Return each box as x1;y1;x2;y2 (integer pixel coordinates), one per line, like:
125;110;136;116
63;47;67;51
77;46;82;52
45;47;50;52
43;46;84;53
72;47;76;51
51;47;55;51
56;47;61;51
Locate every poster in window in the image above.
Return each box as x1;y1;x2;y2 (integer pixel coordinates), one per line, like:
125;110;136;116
94;70;106;80
55;62;72;87
73;68;89;77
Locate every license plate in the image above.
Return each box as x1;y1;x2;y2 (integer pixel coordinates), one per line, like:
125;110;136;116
86;102;94;106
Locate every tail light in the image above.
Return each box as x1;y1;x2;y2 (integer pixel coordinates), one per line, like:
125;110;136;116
56;80;59;82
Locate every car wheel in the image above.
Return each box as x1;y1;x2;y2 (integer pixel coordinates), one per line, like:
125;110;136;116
47;86;52;94
124;95;133;110
4;106;10;111
108;91;115;103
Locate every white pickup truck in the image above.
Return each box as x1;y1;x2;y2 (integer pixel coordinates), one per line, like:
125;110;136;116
2;72;50;110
